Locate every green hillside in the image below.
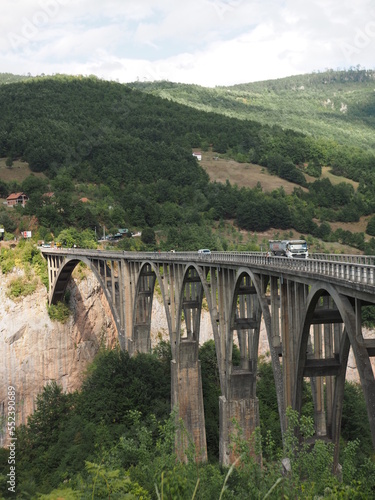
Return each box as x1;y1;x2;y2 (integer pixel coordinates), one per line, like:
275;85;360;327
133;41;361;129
0;73;32;85
0;72;375;253
129;68;375;154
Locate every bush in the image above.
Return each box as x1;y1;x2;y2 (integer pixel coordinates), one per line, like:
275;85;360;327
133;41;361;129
141;227;156;245
7;276;37;299
366;215;375;236
47;301;71;323
0;250;15;273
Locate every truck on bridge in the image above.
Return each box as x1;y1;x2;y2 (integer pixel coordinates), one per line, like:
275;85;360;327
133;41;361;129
269;239;308;258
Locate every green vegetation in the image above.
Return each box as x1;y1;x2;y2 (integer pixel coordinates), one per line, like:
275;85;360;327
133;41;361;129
0;240;48;296
0;343;373;499
47;300;71;323
130;68;375;155
7;275;37;299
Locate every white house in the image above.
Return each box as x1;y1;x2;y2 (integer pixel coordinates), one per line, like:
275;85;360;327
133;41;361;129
192;152;202;161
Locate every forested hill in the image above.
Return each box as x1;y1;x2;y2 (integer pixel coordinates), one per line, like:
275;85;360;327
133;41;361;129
1;74;375;253
0;73;32;85
129;68;375;155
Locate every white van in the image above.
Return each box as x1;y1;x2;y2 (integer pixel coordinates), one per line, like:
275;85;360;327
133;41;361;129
198;249;211;254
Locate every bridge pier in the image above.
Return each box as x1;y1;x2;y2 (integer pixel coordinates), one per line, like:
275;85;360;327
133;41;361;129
172;339;207;462
217;271;262;466
281;280;308;412
219;373;260;466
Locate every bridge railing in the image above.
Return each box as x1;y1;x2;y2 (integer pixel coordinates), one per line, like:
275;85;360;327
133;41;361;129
309;253;375;266
108;251;375;287
40;248;375;289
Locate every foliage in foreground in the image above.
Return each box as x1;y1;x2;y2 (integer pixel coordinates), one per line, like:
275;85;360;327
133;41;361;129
0;345;374;499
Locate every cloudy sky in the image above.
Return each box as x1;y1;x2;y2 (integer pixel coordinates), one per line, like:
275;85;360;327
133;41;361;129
0;0;374;87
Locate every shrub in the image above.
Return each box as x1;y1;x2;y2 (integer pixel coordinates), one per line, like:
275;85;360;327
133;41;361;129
7;276;37;299
47;301;71;323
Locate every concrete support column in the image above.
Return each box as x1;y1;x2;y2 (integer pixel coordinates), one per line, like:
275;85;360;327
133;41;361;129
282;281;306;413
117;259;126;350
313;324;327;436
281;280;294;410
270;276;281;351
133;325;152;353
172;340;207;463
324;321;335;438
219;372;260;466
123;261;135;353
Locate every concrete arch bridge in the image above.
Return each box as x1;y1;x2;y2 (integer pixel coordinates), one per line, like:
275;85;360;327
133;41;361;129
41;248;375;467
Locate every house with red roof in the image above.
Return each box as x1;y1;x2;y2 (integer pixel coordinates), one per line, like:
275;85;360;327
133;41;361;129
6;192;28;208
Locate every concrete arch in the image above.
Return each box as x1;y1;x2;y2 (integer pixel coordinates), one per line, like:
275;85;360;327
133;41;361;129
175;263;216;346
228;267;285;434
176;264;209;345
131;259;193;355
227;271;262;392
131;261;157;354
295;282;375;463
50;256;122;340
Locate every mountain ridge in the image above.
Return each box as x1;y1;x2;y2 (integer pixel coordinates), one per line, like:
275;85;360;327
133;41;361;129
127;68;375;154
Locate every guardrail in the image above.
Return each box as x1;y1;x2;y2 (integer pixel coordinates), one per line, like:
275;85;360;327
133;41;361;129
309;253;375;265
40;249;375;289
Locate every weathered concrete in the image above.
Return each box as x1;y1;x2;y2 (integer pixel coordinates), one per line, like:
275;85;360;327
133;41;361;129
172;340;207;462
220;391;260;466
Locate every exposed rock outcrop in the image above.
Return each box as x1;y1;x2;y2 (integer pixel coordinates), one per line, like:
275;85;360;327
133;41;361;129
0;270;117;446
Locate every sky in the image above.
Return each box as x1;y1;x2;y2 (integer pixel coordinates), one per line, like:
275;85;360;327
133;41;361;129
0;0;374;87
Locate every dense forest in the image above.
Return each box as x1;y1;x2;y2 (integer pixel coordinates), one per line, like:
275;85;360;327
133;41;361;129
0;72;375;252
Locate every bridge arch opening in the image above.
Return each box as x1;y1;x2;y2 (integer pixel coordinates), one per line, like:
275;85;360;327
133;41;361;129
131;260;180;356
48;256;121;354
50;256;123;347
295;283;375;467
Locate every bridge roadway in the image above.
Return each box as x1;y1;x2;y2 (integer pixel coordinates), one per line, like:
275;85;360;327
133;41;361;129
41;248;375;468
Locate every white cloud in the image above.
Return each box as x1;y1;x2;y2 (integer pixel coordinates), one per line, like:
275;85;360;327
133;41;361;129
0;0;374;85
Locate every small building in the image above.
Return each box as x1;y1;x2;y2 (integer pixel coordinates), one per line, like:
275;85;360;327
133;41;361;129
192;152;202;161
6;192;28;208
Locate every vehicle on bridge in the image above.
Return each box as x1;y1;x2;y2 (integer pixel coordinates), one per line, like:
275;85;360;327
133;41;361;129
269;239;308;258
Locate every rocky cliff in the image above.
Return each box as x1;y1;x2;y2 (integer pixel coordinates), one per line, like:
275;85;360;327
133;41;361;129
0;266;372;446
0;268;118;446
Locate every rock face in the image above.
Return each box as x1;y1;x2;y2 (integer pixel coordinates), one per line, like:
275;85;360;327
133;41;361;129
0;270;117;446
1;268;373;446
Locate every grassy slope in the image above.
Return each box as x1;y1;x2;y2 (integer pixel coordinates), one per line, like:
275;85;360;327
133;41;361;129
129;70;375;154
197;149;367;254
0;158;46;183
